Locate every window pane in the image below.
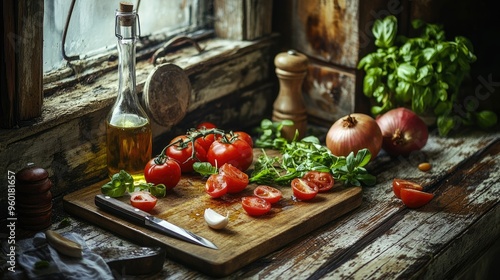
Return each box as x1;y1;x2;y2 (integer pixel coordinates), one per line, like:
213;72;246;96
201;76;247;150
43;0;205;73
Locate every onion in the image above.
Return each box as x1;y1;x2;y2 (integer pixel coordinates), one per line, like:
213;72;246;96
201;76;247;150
376;107;428;156
326;113;383;159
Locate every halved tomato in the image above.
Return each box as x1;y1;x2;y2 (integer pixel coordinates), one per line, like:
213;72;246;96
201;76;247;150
219;163;249;193
130;191;158;212
400;188;434;208
241;196;271;216
205;174;228;198
253;185;282;204
291;178;319;201
392;178;424;198
303;171;334;192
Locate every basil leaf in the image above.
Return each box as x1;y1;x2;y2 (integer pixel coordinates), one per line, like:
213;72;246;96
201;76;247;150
476;111;498;129
373;15;397;48
193;162;218;177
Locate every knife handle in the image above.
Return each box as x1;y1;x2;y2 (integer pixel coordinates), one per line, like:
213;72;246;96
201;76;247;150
95;194;148;224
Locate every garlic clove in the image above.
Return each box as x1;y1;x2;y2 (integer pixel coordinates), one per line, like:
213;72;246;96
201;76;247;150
204;208;229;229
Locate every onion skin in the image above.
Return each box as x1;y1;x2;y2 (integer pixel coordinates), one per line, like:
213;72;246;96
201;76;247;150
326;113;383;159
376;107;428;156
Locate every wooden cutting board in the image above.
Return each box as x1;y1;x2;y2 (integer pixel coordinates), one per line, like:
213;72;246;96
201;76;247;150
63;167;362;277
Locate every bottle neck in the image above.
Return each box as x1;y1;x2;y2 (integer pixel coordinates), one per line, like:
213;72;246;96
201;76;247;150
117;30;137;104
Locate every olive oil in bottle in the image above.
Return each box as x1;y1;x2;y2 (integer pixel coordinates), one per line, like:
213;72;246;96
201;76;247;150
106;3;151;180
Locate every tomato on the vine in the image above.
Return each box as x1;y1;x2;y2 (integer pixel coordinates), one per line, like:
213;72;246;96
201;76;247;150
233;131;253;148
291;178;319;201
392;178;423;198
400;188;434;208
197;122;217;129
253;185;282;204
130;191;158;212
207;137;253;171
302;171;334;192
205;174;228;198
195;134;216;152
144;157;181;190
241;196;271;216
219;163;249;193
166;135;207;173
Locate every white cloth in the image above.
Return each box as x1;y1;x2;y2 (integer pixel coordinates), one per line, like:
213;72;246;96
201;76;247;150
14;232;114;280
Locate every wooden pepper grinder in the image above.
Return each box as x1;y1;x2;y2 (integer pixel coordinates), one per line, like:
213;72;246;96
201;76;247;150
272;50;308;140
16;164;53;231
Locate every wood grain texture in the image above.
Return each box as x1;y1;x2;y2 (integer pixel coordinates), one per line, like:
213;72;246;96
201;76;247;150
303;61;356;125
16;0;43;122
63;162;362;277
214;0;273;40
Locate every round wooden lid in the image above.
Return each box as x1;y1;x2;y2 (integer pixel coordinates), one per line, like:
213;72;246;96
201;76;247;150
143;64;191;127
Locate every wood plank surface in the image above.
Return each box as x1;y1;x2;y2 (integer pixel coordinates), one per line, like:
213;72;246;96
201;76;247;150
63;156;363;277
14;131;498;279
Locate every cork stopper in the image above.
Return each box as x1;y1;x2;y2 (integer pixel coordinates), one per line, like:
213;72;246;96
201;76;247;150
119;2;134;26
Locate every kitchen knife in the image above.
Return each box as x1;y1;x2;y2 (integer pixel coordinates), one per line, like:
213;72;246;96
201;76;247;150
95;194;218;250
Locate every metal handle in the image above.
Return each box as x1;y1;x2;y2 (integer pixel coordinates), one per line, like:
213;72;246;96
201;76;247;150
95;194;148;224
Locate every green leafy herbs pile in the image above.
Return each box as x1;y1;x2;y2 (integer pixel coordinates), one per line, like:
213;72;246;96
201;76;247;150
358;15;497;136
101;170;166;198
249;119;376;187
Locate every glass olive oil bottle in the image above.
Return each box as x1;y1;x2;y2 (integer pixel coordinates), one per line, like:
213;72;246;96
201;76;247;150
106;2;151;180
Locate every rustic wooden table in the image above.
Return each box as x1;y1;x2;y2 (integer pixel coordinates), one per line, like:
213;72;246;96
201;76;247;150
12;131;500;279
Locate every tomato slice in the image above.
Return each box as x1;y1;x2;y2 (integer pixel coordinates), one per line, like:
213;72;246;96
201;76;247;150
303;171;334;192
241;196;271;216
291;178;319;201
392;178;424;198
253;185;282;204
130;191;158;212
205;174;228;198
400;188;434;208
219;163;249;193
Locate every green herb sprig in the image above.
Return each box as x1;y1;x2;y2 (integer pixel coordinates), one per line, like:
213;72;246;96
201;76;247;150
249;120;376;187
101;170;166;198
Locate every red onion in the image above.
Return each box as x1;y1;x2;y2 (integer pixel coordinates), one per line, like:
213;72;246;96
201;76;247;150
326;113;383;159
376;107;428;156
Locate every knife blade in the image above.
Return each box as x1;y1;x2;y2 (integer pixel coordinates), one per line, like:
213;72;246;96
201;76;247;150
95;194;218;250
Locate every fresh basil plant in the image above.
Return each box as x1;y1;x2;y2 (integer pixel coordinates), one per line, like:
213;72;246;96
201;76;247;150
358;15;497;136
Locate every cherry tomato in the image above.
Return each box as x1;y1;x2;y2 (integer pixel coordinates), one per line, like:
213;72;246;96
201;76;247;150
253;185;282;204
219;163;249;193
205;174;228;198
241;196;271;216
303;171;334;192
166;135;207;173
195;134;216;152
233;131;253;148
144;157;181;190
197;122;217;129
400;188;434;208
291;178;319;201
130;191;158;212
207;138;253;171
392;178;423;198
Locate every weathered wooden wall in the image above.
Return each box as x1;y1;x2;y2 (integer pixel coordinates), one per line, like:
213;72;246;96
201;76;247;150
273;0;390;126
